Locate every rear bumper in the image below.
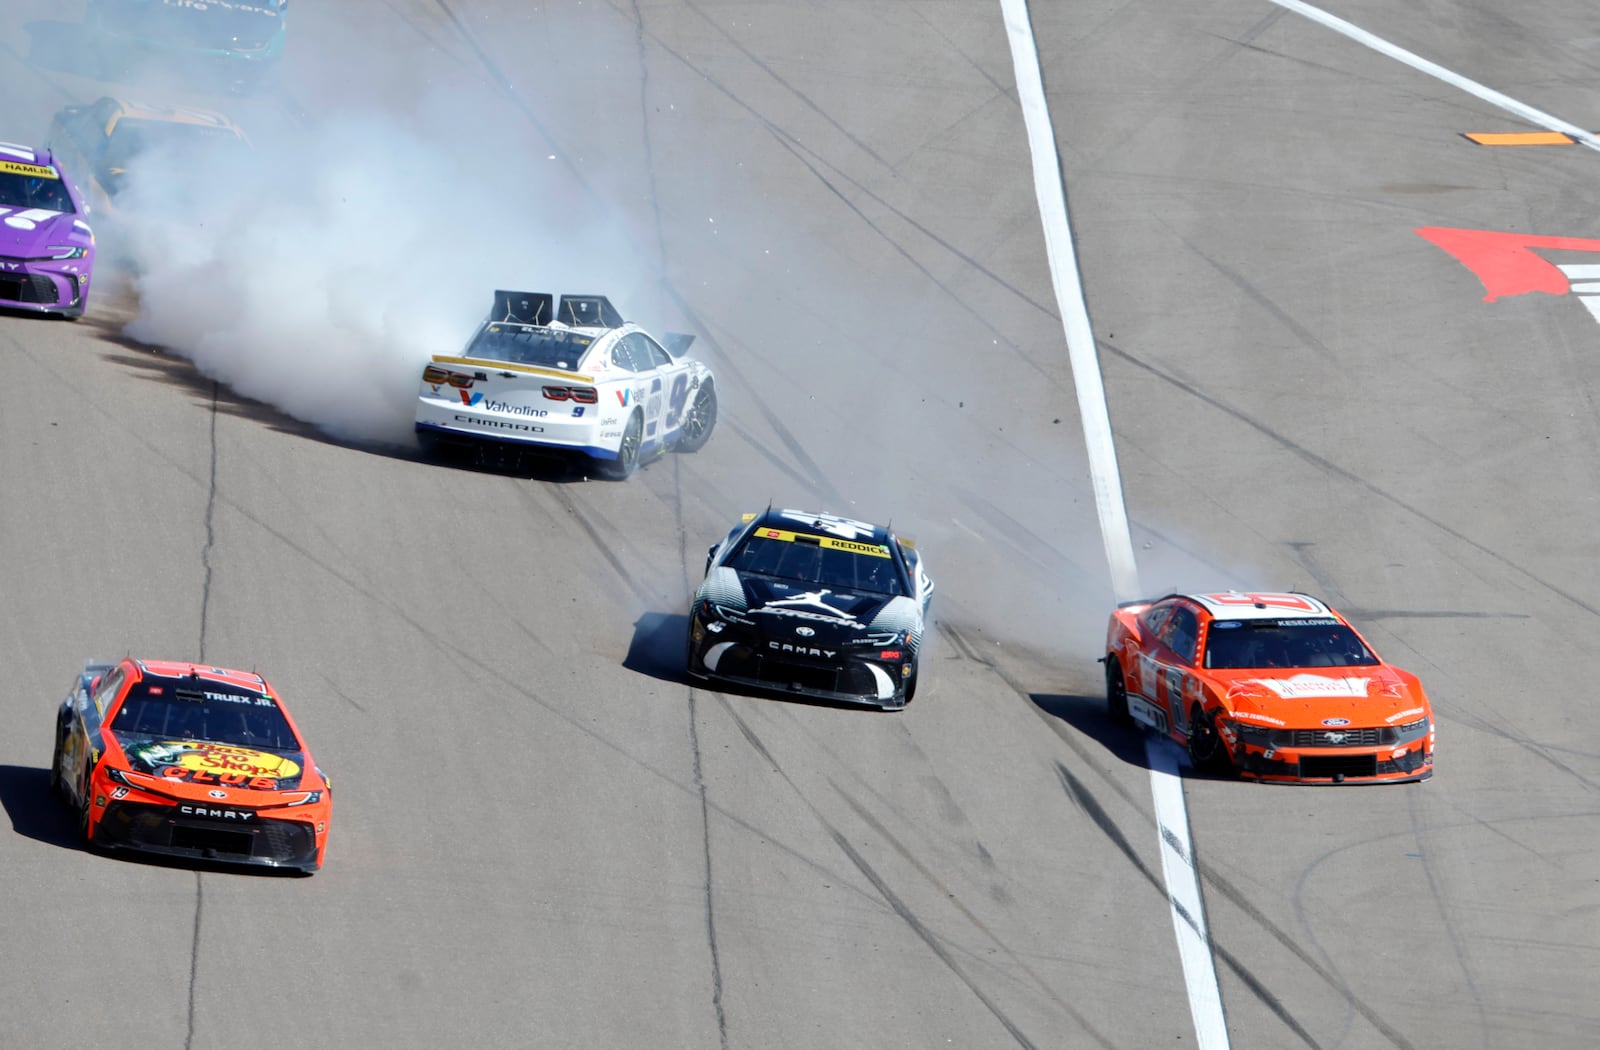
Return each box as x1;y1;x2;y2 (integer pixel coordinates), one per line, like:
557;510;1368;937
94;801;322;871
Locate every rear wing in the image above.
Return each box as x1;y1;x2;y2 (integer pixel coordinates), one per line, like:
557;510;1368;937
490;291;627;330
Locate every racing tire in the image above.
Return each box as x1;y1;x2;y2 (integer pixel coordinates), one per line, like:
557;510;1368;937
75;766;94;845
49;729;65;800
1187;707;1234;776
1106;658;1132;727
674;381;717;454
599;411;644;480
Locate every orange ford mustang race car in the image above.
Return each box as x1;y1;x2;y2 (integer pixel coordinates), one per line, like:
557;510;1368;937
1104;592;1434;783
51;659;331;872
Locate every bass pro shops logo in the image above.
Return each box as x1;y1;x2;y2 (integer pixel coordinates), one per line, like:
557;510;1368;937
1416;227;1600;323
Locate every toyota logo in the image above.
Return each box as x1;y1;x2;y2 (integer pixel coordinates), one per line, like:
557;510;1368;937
795;626;815;637
208;790;228;799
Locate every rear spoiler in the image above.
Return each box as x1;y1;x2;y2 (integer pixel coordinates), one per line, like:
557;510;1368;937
492;291;628;330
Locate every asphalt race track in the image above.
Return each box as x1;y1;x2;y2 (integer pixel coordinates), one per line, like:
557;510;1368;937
3;2;1598;1047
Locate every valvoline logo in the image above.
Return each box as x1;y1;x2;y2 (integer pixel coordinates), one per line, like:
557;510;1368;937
459;390;483;407
615;389;631;407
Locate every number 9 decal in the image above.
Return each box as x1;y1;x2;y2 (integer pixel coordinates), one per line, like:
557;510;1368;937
666;373;691;429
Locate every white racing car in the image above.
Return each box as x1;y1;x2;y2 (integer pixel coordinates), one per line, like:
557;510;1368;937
415;291;717;478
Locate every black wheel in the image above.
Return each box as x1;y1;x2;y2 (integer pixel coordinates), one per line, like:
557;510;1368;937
599;411;643;480
76;766;94;844
49;730;65;800
674;380;717;453
1106;658;1132;727
1187;708;1234;776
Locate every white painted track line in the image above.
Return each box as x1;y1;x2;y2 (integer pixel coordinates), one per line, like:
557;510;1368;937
997;2;1230;1047
996;0;1141;603
1271;0;1600;153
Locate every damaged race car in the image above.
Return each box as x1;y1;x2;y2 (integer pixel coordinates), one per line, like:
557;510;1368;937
51;659;332;873
415;290;717;479
1104;592;1435;783
688;509;934;710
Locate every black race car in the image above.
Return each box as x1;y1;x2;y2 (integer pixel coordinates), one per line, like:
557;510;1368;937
687;509;934;709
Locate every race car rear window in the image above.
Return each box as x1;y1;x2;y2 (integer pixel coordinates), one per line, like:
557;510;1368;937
726;532;905;596
110;680;299;751
0;168;74;213
465;325;594;370
1203;621;1378;670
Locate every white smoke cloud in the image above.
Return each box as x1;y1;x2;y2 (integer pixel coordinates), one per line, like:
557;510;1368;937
114;93;645;446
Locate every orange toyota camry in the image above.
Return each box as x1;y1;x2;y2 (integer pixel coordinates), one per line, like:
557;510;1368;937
51;659;331;872
1104;592;1434;783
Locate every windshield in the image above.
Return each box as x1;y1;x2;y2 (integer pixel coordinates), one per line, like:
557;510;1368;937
1203;619;1378;670
104;120;245;173
0;167;73;213
463;324;595;370
726;531;904;596
110;679;300;751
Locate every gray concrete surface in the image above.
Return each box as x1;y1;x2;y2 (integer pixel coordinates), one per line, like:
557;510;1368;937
0;1;1596;1047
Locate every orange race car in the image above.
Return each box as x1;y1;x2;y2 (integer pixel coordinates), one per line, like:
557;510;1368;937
51;659;331;872
1103;592;1434;783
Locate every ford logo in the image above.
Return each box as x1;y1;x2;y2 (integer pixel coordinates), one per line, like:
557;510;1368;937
1321;718;1350;727
208;790;228;799
795;626;815;637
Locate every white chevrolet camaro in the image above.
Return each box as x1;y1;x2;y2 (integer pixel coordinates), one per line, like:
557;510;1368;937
415;291;717;478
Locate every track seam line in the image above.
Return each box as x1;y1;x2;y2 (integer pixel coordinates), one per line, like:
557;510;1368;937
198;382;220;662
997;2;1229;1047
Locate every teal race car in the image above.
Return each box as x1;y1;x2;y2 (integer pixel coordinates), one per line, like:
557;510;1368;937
88;0;288;76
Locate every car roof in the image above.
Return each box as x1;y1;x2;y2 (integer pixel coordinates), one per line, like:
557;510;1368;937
0;142;54;168
749;508;894;546
130;659;271;693
1184;592;1337;620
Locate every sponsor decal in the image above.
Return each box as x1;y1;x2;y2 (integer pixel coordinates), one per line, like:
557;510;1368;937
110;786;130;800
134;741;300;788
768;641;838;659
1385;706;1426;724
0;161;58;179
753;528;892;558
1247;675;1372;699
760;589;856;620
1322;717;1351;727
572;406;585;417
1232;711;1286;726
616;389;632;407
468;397;546;417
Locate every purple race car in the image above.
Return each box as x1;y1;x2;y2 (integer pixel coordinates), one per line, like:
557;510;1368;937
0;143;95;319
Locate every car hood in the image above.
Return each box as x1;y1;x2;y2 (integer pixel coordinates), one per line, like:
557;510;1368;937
0;209;89;257
714;570;916;641
110;733;309;790
1213;667;1428;728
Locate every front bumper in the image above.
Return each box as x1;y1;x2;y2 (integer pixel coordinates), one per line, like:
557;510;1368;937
688;620;911;710
0;260;91;316
94;800;323;871
1233;744;1433;784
